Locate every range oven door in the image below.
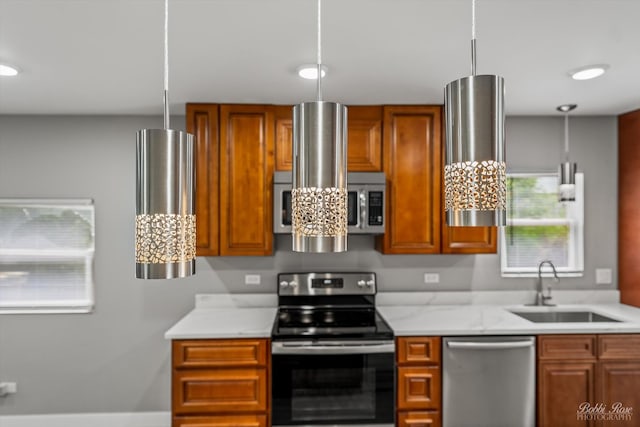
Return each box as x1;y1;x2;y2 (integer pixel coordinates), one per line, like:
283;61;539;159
271;341;395;427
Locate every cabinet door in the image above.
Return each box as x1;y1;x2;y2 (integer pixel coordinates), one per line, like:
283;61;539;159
173;415;267;427
274;105;293;171
346;106;383;171
397;337;441;365
173;368;268;415
186;103;219;256
397;366;441;411
397;411;441;427
274;105;382;172
596;362;640;427
376;106;442;254
441;224;497;254
219;105;274;255
538;362;595;427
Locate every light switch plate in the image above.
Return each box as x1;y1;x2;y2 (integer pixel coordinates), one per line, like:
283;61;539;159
245;274;261;286
595;268;612;285
424;273;440;284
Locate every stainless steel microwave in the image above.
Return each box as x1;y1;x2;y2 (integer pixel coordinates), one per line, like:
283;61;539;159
273;171;386;234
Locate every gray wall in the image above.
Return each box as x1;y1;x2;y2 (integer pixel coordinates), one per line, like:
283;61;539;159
0;114;617;414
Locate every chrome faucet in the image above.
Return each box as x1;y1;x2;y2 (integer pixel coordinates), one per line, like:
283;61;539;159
532;260;559;306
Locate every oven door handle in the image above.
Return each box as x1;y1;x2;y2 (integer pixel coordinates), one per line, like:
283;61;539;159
272;341;395;355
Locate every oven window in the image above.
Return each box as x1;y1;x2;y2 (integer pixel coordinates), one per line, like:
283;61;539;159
272;352;394;425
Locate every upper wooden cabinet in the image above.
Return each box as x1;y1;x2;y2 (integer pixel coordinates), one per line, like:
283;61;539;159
441;224;497;254
274;105;383;172
189;102;496;256
186;103;274;256
186;104;219;256
376;106;442;254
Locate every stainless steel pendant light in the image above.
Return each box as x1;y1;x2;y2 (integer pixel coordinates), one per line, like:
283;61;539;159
135;0;195;279
292;0;348;253
444;0;506;227
557;104;578;202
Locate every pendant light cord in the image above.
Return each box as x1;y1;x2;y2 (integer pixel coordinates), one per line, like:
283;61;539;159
316;0;323;102
564;112;570;162
163;0;170;129
471;0;476;76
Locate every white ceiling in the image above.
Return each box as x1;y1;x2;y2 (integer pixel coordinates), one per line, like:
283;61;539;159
0;0;638;116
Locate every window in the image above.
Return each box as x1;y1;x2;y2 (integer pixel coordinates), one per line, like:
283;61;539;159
500;173;584;277
0;199;95;313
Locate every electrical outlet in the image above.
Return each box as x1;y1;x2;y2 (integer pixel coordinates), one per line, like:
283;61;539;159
595;268;612;285
0;382;17;397
244;274;261;286
424;273;440;284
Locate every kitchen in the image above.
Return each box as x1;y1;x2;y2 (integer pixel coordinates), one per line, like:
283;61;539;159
0;0;638;426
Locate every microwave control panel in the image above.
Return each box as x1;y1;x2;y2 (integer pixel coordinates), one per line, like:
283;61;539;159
368;191;384;226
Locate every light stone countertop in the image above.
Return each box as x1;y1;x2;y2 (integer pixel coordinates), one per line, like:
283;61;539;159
164;291;640;339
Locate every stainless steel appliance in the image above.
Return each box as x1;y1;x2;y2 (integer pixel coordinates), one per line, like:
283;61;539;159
273;171;386;234
443;336;536;427
271;272;395;427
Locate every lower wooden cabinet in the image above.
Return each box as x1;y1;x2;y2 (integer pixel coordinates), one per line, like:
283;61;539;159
538;334;640;427
396;337;442;427
172;339;270;427
397;411;441;427
173;415;267;427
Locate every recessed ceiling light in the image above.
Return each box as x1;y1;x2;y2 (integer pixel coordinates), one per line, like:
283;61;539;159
0;63;19;77
569;64;609;80
297;64;327;80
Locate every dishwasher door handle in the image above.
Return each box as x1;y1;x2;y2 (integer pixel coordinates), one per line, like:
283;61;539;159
446;340;534;350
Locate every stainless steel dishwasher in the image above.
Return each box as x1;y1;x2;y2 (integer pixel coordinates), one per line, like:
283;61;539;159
443;336;536;427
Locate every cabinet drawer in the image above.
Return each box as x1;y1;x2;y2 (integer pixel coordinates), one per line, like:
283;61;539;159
397;410;441;427
598;334;640;359
173;415;267;427
173;368;267;414
397;367;441;410
538;335;596;360
397;337;441;365
173;339;268;368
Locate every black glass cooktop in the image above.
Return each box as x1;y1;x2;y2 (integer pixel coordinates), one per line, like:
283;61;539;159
272;306;394;340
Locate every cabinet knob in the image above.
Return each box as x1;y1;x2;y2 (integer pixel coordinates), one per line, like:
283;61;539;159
279;281;289;288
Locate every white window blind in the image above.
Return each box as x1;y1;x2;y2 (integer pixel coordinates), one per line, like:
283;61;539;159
0;199;95;313
501;173;584;277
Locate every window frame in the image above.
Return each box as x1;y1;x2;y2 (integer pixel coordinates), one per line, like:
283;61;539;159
500;172;584;278
0;198;95;314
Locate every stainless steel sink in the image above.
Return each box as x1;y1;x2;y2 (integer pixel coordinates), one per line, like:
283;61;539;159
510;310;621;323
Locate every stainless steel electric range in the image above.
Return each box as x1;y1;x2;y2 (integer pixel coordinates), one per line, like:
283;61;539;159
271;272;395;427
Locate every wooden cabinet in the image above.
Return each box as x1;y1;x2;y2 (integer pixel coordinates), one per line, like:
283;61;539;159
376;106;442;254
596;335;640;427
441;224;497;254
618;109;640;307
172;339;270;427
538;335;597;427
274;105;383;172
538;334;640;427
186;103;274;256
396;337;442;427
186;104;219;256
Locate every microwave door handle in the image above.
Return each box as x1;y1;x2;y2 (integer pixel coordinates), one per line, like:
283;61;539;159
359;190;366;229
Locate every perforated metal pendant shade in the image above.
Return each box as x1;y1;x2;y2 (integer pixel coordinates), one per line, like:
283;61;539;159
292;101;348;253
136;129;196;279
444;74;506;226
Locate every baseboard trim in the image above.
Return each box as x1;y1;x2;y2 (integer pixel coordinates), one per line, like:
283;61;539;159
0;411;170;427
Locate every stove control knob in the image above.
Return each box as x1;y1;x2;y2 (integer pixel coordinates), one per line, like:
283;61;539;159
357;280;366;287
366;280;375;287
289;281;298;288
279;280;289;288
